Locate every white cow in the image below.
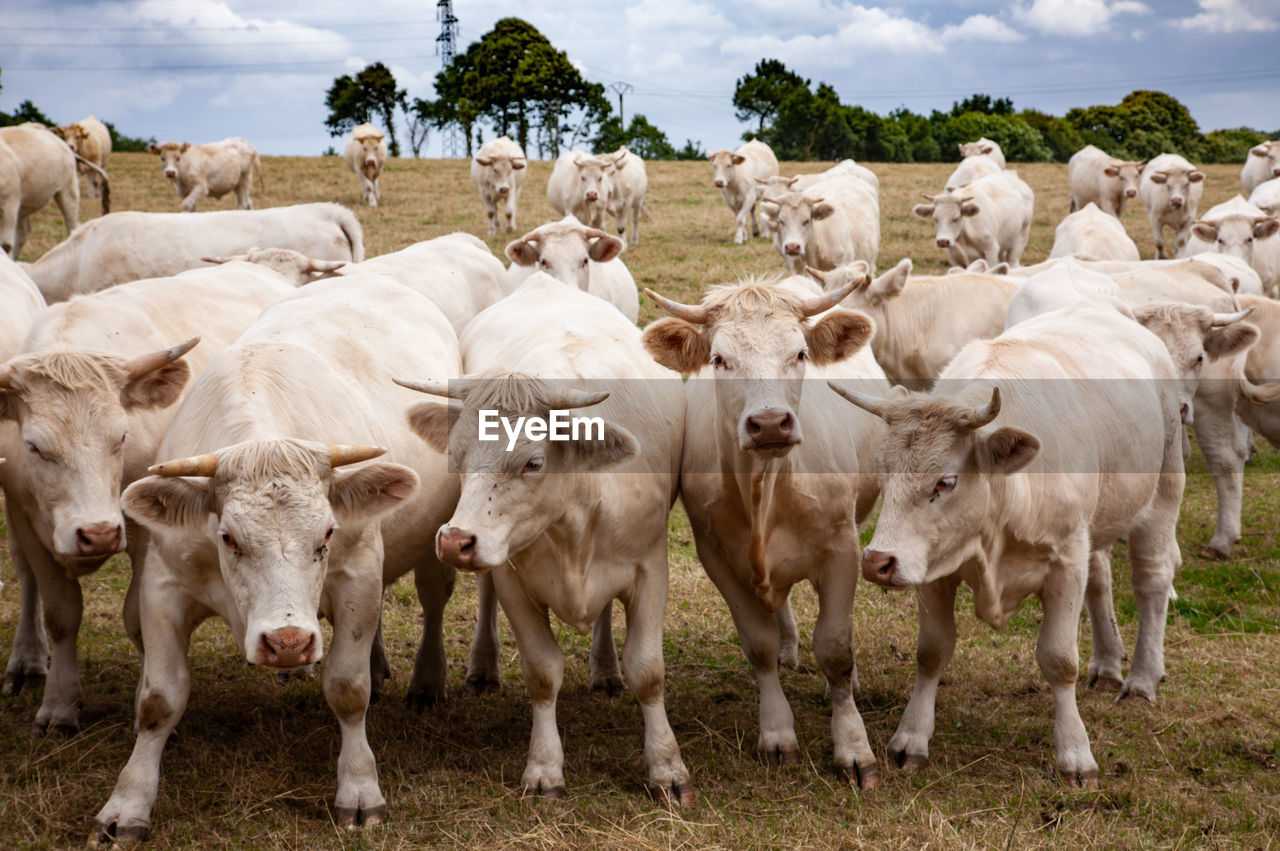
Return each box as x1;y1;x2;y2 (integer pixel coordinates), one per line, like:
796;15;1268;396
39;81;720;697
0;123;80;259
26;203;364;303
1048;202;1141;262
832;302;1184;785
55;115;111;203
709;140;779;243
0;265;296;732
1140;154;1205;259
1068;145;1145;217
643;274;887;788
606;145;649;245
756;159;880;201
945;155;1001;192
958;137;1006;168
914;170;1035;268
547;149;618;229
1182;195;1280;297
471;136;527;234
504;216;638;322
401;273;692;803
1241;140;1280;196
91;274;464;842
1250;176;1280;217
150;136;264;211
344;123;388;207
760;175;879;274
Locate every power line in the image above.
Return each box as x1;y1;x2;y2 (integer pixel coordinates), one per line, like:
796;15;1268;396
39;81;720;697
1;19;433;31
1;33;436;48
2;54;437;72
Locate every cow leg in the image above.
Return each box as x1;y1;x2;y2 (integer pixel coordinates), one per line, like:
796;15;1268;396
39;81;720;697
589;602;623;696
483;197;498;235
1170;223;1190;259
3;524;48;695
1151;218;1168;260
465;572;501;694
733;197;751;244
1194;397;1247;558
368;612;391;700
1009;220;1031;267
53;183;80;236
1121;476;1182;702
630;199;642;245
615;208;626;240
234;174;253;210
811;567;877;788
180;184;208;212
1083;546;1124;690
123;520;149;658
12;214;32;260
1;198;20;257
404;558;455;709
619;557;693;806
504;193;518;234
887;576;959;771
775;598;799;670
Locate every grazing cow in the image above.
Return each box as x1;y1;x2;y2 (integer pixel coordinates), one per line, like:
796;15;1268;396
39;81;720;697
1048;202;1141;262
642;274;887;788
1241;140;1280;196
812;259;1018;389
26;203;363;303
401;273;692;802
1140;154;1205;259
55;115;111;202
606;146;649;245
344;123;387;207
709;140;779;243
756;159;880;201
504;216;637;322
470;136;526;234
1249;176;1280;217
0;123;79;259
831;302;1185;785
958;137;1006;169
945;155;1001;192
0;266;296;732
914;170;1035;268
1068;145;1145;216
760;175;879;274
1183;196;1280;297
547;150;618;229
150;136;263;211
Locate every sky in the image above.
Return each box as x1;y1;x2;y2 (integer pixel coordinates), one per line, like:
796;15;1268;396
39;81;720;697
2;0;1278;158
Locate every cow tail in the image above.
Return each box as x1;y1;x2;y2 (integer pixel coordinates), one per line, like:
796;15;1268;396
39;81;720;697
70;152;110;214
254;154;266;195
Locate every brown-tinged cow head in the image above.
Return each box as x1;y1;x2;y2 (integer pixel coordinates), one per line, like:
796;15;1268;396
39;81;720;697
149;140;189;180
475;151;527;196
1192;214;1280;267
759;191;837;271
709;149;748;189
1145;165;1204;211
914;190;979;249
570;152;616;207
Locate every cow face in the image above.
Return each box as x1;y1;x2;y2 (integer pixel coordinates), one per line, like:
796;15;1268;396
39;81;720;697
123;440;416;669
0;341;198;571
150;141;186;181
60;124;89;156
958;139;997;159
760;193;836;271
1146;167;1204;212
354;134;384;177
1104;159;1145;200
1249;142;1280;180
571;153;615;207
403;377;637;572
709;149;746;189
914;193;977;250
1192;214;1280;266
476;153;526;196
505;218;623;292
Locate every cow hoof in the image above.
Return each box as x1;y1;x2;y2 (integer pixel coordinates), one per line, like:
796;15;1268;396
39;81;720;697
3;669;45;696
404;687;445;712
761;744;802;767
522;782;565;800
777;649;800;670
32;718;80;739
1200;545;1229;560
1086;673;1123;691
1118;684;1157;705
336;803;386;828
465;673;501;696
889;747;928;773
591;675;624;698
647;780;696;807
836;761;881;790
1061;768;1100;789
89;820;149;845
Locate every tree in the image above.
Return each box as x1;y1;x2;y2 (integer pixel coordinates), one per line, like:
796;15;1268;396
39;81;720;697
593;114;675;159
1066;90;1203;160
324;62;406;157
0;98;55;128
733;59;809;135
674;139;706;160
404;98;432;158
950;93;1013;117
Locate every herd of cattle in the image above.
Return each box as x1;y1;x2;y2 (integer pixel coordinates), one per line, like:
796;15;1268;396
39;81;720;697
2;116;1280;841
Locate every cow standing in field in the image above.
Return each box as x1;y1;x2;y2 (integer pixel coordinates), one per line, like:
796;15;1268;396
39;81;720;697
547;150;617;229
607;146;648;246
402;273;692;803
0;123;80;259
1048;202;1141;262
761;175;880;275
1068;145;1145;217
1241;140;1280;196
150;136;263;211
55;116;111;202
756;160;880;203
1140;154;1205;259
642;274;887;788
471;136;526;235
914;170;1035;268
344;123;387;207
505;216;638;322
709;140;779;243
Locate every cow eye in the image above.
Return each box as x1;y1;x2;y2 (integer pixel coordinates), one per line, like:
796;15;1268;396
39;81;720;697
931;475;957;500
711;353;728;369
539;259;550;268
581;257;589;267
220;532;241;555
802;218;810;226
324;526;335;544
25;441;45;459
522;456;543;474
796;350;808;363
1195;353;1205;367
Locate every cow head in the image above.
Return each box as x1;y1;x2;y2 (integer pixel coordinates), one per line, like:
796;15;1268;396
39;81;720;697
475;151;527;196
759;191;837;273
1192;214;1280;266
810;258;913;312
914;191;978;250
571;153;616;206
400;375;637;572
123;440;416;669
1104;158;1146;199
0;339;199;572
150;141;186;180
202;248;346;286
958;138;999;159
352;127;385;176
505;216;623;292
709;149;746;189
1249;142;1280;180
1145;166;1204;211
642;277;872;457
58;123;89;155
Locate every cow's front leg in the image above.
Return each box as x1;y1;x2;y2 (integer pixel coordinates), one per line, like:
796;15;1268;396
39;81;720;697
1039;540;1099;787
734;198;752;244
465;572;501;694
812;566;877;788
504;193;518;233
1195;392;1247;558
27;543;85;733
1122;478;1182;702
405;557;455;709
482;197;499;235
180;183;208;212
590;603;623;696
775;599;799;669
887;576;959;771
3;525;48;695
1084;546;1125;689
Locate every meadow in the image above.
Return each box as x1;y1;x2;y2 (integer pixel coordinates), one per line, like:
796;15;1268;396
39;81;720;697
1;152;1277;848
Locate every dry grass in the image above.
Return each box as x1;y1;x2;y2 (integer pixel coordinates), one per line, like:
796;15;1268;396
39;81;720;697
2;154;1278;848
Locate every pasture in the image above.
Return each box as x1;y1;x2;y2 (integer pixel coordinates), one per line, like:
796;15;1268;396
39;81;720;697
2;153;1278;848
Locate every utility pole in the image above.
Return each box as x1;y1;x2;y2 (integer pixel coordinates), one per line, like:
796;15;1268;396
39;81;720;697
436;0;462;158
610;81;633;127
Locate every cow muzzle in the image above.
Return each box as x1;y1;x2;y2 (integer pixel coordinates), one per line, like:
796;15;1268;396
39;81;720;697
714;179;725;188
862;549;901;585
585;191;598;201
1170;196;1184;208
437;525;479;571
497;185;510;195
1125;188;1137;198
936;237;951;248
744;408;798;452
75;523;124;557
164;168;177;179
783;242;802;256
257;626;318;669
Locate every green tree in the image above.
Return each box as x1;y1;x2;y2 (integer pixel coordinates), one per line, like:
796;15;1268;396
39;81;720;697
324;62;405;157
1201;127;1269;163
950;93;1013;117
0;98;55;127
733;59;810;135
103;120;154;153
1019;109;1083;162
1066;90;1202;159
594;114;675;159
674;138;706;160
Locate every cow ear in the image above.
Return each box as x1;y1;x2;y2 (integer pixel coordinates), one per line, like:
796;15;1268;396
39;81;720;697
731;154;746;165
1104;166;1119;177
804;309;873;365
1191;222;1218;242
912;203;934;219
973;427;1039;473
588;234;624;263
122;476;211;533
868;257;911;300
567;421;639;472
406;399;459;454
474;156;493;166
956;143;965;155
1206;322;1260;360
122;359;191;411
1253;218;1280;239
642;318;709;373
979;144;994;155
512;158;527;170
505;238;539;267
1251;145;1269;157
1188;170;1204;183
812;202;835;221
1148;172;1168;185
180;142;191;153
149;143;159;155
330;462;420;524
960;202;980;217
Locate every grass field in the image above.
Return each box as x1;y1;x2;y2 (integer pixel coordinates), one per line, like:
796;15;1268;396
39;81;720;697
2;153;1278;848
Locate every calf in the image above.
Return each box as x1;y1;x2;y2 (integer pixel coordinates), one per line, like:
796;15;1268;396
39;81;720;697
1049;202;1141;262
504;216;637;321
1068;144;1145;217
1140;154;1205;259
471;136;526;234
709;140;779;243
760;175;879;274
914;170;1035;268
55;115;111;202
150;136;264;211
344;123;387;207
607;145;648;245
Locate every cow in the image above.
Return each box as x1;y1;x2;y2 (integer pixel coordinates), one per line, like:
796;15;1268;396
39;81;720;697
0;265;297;733
547;150;618;229
54;115;111;202
1241;140;1280;196
1251;176;1280;217
1234;295;1280;447
760;175;879;275
470;136;527;234
1140;154;1205;259
504;216;637;322
990;254;1262;297
958;137;1006;169
0;123;80;259
150;136;264;211
810;259;1018;389
756;159;880;201
1182;195;1280;297
1068;145;1145;217
914;170;1035;268
400;272;692;802
944;155;1001;192
344;123;387;207
709;140;779;243
606;146;648;245
642;273;887;788
830;302;1185;785
26;203;363;303
1048;202;1141;262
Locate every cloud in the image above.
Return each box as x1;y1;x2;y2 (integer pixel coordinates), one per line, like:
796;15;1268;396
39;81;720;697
1174;0;1279;33
1011;0;1151;37
942;14;1024;43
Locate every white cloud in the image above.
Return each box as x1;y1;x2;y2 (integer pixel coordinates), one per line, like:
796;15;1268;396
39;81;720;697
1011;0;1151;37
942;14;1024;43
1174;0;1279;33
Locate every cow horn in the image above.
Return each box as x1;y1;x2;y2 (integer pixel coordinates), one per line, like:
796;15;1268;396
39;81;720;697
1238;376;1280;405
1211;307;1254;327
963;386;1002;430
309;259;347;273
548;387;611;409
645;288;709;324
799;276;860;317
805;266;827;284
583;227;611;240
827;380;887;419
200;256;235;265
149;453;219;477
921;192;935;201
393;377;455;397
124;337;201;380
327;444;387;467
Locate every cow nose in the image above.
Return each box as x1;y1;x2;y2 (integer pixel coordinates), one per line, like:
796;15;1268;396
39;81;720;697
1125;188;1137;197
714;179;725;188
497;185;510;194
746;409;796;447
437;526;477;569
164;169;176;178
1170;197;1183;208
862;550;897;583
585;191;598;201
936;238;951;248
259;627;316;668
783;242;802;255
76;523;123;556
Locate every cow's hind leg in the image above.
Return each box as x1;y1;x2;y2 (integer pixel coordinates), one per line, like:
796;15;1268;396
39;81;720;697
53;182;80;236
3;527;48;695
1083;546;1125;690
465;572;501;694
1120;474;1183;702
887;576;959;772
589;603;623;696
812;566;877;788
405;558;455;709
